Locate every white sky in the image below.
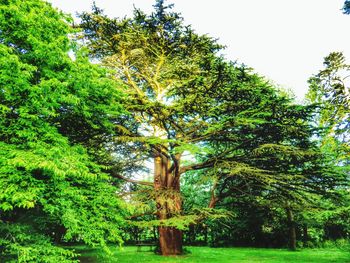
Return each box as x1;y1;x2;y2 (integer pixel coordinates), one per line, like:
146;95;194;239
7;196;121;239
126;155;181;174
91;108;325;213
48;0;350;101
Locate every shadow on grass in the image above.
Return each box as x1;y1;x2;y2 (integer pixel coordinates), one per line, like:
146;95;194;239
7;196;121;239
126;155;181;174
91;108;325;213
67;247;99;263
78;255;98;263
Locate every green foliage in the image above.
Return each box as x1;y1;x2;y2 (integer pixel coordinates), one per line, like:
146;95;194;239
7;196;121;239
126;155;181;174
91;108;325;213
306;51;350;249
0;0;126;261
77;1;331;238
129;208;232;231
1;0;348;259
307;52;350;155
75;3;350;254
72;246;350;263
0;223;79;263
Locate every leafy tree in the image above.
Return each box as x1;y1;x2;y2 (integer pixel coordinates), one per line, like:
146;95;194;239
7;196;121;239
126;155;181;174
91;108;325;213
79;0;330;255
201;122;344;250
309;0;350;242
307;51;350;249
308;52;350;153
309;4;350;244
0;0;126;262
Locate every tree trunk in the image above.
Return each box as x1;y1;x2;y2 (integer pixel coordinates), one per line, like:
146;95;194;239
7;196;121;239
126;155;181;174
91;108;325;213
154;152;183;255
158;226;183;255
208;196;218;208
303;224;308;247
286;207;297;251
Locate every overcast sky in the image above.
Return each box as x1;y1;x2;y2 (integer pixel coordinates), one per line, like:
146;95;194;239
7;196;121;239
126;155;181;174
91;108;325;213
48;0;350;101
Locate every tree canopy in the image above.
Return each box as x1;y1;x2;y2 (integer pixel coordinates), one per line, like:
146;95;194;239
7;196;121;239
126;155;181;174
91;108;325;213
78;0;343;255
308;52;350;155
0;0;126;262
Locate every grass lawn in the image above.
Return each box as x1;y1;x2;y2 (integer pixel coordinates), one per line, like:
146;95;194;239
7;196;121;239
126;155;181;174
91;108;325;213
74;245;350;263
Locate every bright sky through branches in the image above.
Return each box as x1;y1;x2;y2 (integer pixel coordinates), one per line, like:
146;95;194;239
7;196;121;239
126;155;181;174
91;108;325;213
48;0;350;100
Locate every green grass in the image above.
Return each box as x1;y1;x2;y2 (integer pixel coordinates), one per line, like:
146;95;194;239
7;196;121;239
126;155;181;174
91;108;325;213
73;245;350;263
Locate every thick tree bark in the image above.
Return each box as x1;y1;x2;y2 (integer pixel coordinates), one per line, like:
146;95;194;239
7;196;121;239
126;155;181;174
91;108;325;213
154;152;183;255
286;207;297;251
158;226;183;255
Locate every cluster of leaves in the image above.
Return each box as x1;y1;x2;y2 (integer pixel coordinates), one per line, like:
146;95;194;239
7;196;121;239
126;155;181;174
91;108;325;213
308;52;350;151
128;207;231;231
0;0;127;262
0;223;79;263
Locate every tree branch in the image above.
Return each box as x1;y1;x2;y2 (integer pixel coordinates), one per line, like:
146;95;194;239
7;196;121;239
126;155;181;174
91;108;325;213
179;158;217;174
110;171;153;187
208;179;219;208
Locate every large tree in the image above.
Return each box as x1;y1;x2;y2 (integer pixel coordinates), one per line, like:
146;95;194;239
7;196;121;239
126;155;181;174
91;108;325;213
79;0;326;255
0;1;126;262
